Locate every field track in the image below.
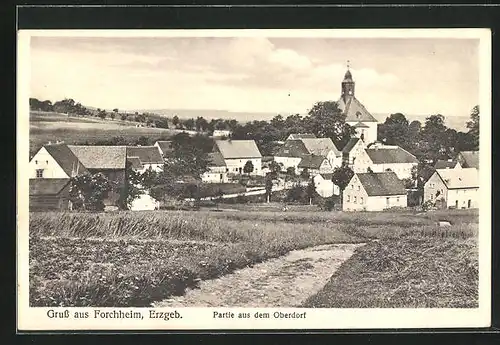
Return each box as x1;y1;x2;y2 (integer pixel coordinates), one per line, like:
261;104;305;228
153;243;364;307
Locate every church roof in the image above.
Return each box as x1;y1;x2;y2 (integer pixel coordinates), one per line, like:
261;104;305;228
338;96;378;123
343;69;353;82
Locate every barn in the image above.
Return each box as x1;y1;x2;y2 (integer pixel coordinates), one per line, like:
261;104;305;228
29;178;72;211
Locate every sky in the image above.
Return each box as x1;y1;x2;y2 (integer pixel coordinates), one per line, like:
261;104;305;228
30;36;480;118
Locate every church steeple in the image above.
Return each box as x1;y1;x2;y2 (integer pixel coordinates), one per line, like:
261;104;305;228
341;60;355;101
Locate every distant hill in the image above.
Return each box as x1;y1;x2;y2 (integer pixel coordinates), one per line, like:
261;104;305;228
83;106;469;131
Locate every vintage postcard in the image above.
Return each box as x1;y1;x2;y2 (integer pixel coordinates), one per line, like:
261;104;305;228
17;28;491;331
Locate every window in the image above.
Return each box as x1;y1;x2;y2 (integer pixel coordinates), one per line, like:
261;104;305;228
360;197;364;204
397;197;400;203
36;169;44;178
35;160;38;164
347;195;350;202
354;196;357;204
386;197;390;205
357;185;360;191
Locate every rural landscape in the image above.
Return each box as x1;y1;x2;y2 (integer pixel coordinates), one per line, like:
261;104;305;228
27;36;481;309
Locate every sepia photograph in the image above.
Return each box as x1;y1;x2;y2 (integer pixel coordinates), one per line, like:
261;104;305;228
17;29;491;330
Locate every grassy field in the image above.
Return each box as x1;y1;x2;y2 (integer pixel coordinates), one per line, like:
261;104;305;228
29;111;178;153
28;208;479;308
302;209;479;308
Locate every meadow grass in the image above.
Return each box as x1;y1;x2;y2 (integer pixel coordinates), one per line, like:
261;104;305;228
29;208;479;307
302;209;479;308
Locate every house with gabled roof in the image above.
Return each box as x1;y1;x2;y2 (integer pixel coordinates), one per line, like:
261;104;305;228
364;143;419;179
424;168;478;209
456;151;479;169
300;138;342;169
201;152;229;183
337;68;378;145
126;146;164;173
274;139;309;173
343;171;407;211
154;140;173;157
29;143;88;179
342;137;372;173
214;139;263;176
297;154;333;176
313;173;340;197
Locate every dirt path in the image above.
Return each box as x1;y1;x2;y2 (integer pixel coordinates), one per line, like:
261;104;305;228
153;243;364;308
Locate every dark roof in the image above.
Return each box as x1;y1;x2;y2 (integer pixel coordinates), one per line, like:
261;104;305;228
127;146;164;164
342;137;361;154
262;156;274;162
29;178;70;195
68;145;127;170
298;155;327;169
126;157;143;170
434;159;459;169
207;152;226;167
301;138;341;157
338;96;378;122
155;141;173;155
343;69;353;82
356;172;406;196
275;140;309;157
457;151;479;169
43;144;88;177
365;147;419;164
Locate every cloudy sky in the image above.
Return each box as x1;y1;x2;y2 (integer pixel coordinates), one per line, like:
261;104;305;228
30;36;479;118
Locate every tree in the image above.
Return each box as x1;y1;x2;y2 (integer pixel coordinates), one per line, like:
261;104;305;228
118;161;144;209
68;172;115;211
305;101;355;149
268;161;283;179
156;118;169;129
420;114;448;163
300;168;310;180
377;113;410;148
110;112;116;120
172;115;180;128
161;132;210;179
121;114;128;121
98;110;106;119
331;163;354;205
183;118;195;130
305;178;316;205
195;116;209;131
113;108;119;113
466;105;479;150
265;174;273;203
243;160;254;175
137;136;149;146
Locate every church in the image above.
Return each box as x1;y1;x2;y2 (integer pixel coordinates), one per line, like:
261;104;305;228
337;67;379;145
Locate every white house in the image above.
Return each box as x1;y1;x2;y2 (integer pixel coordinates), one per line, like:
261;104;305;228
300;138;342;170
29;143;88;179
423;168;479;209
337;68;379;145
126;146;164;173
297;155;333;176
343;171;407;211
364;143;419;180
274;140;309;173
313;173;340;197
129;193;160;211
201;152;229;183
342;137;371;173
214;140;263;176
213;129;232;138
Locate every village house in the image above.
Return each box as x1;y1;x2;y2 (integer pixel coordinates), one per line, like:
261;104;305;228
337;68;379;145
29;178;72;211
297;155;333;176
342;137;371;173
153;140;173;157
29;143;88;179
313;173;340;198
286;133;317;140
456;151;479;169
212;129;232;138
300;138;342;170
67;145;127;208
423;168;479;209
126;146;164;173
343;171;407;211
201;152;229;183
213;139;263;176
364;143;419;180
434;159;461;169
274;139;309;172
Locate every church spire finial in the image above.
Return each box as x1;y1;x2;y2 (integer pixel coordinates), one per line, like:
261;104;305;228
347;59;350;70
